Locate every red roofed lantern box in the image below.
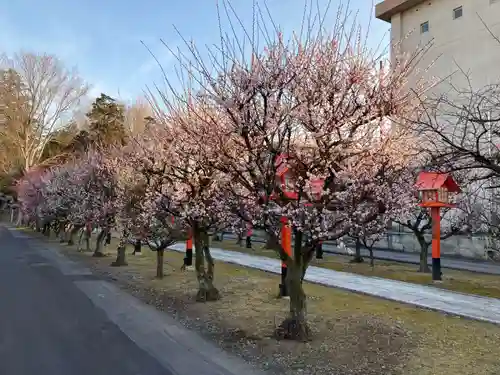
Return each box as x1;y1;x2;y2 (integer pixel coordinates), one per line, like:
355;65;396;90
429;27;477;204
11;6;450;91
415;171;461;282
416;172;461;208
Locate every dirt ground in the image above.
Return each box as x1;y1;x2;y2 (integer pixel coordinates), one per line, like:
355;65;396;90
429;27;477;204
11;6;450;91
215;239;500;299
21;230;500;375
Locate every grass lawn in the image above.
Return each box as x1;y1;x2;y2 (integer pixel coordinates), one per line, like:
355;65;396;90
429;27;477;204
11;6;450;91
213;239;500;299
18;228;500;375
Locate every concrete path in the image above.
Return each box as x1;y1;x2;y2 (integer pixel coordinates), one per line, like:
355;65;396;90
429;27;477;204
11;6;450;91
320;243;500;275
223;233;500;275
1;226;262;375
168;243;500;326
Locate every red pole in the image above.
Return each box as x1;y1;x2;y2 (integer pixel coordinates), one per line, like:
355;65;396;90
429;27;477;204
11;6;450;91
179;214;192;269
279;217;292;297
184;231;193;268
431;207;442;281
246;223;253;248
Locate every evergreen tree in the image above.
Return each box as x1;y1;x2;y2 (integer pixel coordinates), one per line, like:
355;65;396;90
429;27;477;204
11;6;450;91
86;93;127;147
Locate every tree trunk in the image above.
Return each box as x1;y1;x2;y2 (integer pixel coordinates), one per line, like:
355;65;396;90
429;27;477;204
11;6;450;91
56;222;64;242
193;228;220;302
280;266;309;341
111;246;128;266
53;220;59;236
77;228;85;251
264;234;274;249
315;241;323;259
15;209;22;226
276;231;310;341
111;234;128;267
213;232;223;241
78;226;91;252
93;229;107;257
236;232;243;246
67;225;81;245
156;249;164;278
105;231;112;245
350;238;364;263
368;247;375;268
43;222;51;237
417;234;430;273
133;239;142;255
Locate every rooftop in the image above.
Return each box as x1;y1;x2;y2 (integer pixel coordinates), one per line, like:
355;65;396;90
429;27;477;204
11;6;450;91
375;0;426;22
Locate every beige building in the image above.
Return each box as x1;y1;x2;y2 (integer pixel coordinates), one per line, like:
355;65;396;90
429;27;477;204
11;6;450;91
375;0;500;92
375;1;500;252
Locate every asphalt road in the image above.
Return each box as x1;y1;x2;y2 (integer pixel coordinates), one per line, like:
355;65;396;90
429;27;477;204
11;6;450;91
0;227;172;375
223;233;500;275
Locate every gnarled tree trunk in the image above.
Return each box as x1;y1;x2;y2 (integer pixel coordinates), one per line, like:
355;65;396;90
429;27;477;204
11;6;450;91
78;226;91;252
416;233;430;273
56;221;65;242
111;233;128;267
351;238;364;263
15;209;22;226
42;222;51;237
193;228;220;302
213;232;224;241
156;248;165;278
276;231;310;341
368;247;375;267
315;241;323;259
133;239;142;255
264;234;275;249
67;224;81;245
93;229;107;257
236;232;243;246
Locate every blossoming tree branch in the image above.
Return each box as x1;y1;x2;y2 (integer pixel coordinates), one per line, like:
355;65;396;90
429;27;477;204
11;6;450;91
12;4;435;341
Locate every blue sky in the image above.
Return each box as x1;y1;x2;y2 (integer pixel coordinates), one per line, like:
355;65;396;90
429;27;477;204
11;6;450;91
0;0;390;103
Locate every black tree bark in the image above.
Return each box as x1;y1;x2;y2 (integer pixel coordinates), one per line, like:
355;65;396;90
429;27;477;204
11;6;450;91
193;228;220;302
93;229;107;257
417;233;431;273
350;238;364;263
276;231;310;341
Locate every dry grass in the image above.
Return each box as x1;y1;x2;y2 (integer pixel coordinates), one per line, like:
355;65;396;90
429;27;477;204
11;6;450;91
215;240;500;299
17;230;500;375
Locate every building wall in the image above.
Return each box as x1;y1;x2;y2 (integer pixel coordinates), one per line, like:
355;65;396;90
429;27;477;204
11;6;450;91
392;0;500;93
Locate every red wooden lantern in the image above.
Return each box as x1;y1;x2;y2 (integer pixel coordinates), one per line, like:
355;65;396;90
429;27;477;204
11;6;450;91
415;171;461;282
274;153;298;200
416;172;461;208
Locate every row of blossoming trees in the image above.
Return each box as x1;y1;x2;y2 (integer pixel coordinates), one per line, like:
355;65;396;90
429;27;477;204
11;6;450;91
12;17;434;340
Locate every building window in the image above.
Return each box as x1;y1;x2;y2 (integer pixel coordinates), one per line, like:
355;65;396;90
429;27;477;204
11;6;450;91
453;6;463;19
420;21;429;33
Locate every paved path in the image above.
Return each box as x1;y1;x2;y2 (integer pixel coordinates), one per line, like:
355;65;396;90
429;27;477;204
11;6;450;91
319;242;500;274
168;243;500;325
223;233;500;275
0;226;262;375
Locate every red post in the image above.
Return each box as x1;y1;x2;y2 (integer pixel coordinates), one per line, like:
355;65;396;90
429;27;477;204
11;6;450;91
184;230;193;268
431;207;442;281
246;223;253;249
279;217;292;297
